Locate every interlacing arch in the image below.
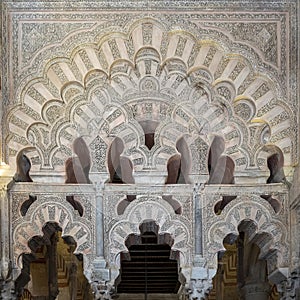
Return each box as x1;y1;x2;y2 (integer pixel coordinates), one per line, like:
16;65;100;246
5;17;294;178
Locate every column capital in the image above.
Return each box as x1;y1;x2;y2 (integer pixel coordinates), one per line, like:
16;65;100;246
277;268;300;299
186;265;215;299
91;281;114;300
187;277;213;300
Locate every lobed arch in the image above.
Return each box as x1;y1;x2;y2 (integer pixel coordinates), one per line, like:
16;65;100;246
206;194;289;274
107;195;192;281
5;18;295;175
13;200;93;269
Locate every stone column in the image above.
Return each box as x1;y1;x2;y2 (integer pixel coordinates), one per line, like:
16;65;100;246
91;182;113;299
277;268;300;299
47;232;59;300
95;182;104;257
193;183;204;256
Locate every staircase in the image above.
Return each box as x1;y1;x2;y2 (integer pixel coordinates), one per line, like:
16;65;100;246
117;243;180;294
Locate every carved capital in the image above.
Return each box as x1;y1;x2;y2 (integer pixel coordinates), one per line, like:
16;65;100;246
187;278;213;300
277;268;300;300
186;266;214;300
0;278;17;300
91;281;114;300
90;258;114;300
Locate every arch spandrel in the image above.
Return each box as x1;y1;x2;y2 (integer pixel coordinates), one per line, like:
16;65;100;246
5;18;295;182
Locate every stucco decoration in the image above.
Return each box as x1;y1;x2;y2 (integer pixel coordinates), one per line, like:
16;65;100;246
4;17;295;178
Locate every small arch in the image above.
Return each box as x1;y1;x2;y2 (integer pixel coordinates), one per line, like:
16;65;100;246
18;225;91;299
66;195;84;217
64;137;90;217
209;136;236;213
260;195;282;214
209;223;277;299
266;148;286;184
208;136;235;184
162;195;182;214
175;137;191;183
20;194;37;217
65;137;91;184
117;195;137;215
138;120;159;150
214;195;237;215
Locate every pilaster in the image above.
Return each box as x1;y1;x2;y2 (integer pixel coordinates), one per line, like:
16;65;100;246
0;164;14;299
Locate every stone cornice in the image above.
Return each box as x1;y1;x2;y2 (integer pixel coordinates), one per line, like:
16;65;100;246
2;0;297;12
9;182;288;195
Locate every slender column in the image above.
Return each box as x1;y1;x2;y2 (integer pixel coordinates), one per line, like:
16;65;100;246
91;182;111;299
47;232;59;300
0;174;14;298
193;183;204;255
0;182;10;281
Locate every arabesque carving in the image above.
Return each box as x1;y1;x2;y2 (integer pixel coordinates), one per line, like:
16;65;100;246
4;17;295;178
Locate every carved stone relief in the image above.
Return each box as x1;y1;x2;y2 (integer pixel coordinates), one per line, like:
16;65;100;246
103;193;193;282
2;13;297;176
0;1;298;299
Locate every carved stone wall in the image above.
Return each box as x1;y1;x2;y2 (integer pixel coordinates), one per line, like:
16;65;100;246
1;1;298;181
0;1;299;299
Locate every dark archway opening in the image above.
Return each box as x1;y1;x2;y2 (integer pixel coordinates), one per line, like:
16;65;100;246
108;137;135;184
18;223;92;300
208;227;279;300
117;221;180;294
139;120;159;150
